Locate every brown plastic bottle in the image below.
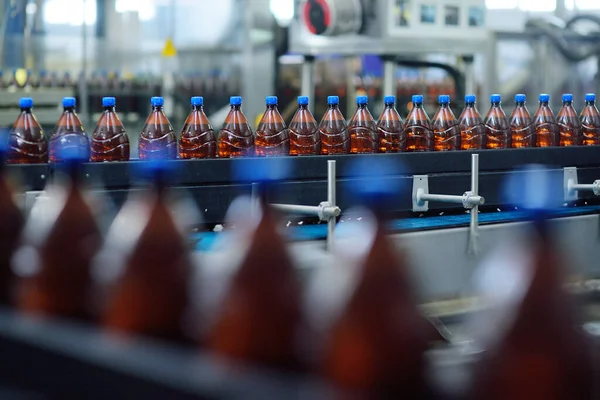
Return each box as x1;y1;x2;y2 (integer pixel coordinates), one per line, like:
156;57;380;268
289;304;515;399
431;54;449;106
510;94;535;148
139;97;177;160
348;96;378;154
209;192;304;371
179;96;216;159
377;95;405;152
288;96;321;156
534;94;560;147
581;93;600;146
484;94;510;149
255;96;290;156
49;97;90;162
90;97;130;162
405;95;433;152
319;95;350;155
459;94;486;150
16;152;101;319
432;95;460;151
556;93;582;147
218;96;255;158
8;98;48;164
103;162;192;342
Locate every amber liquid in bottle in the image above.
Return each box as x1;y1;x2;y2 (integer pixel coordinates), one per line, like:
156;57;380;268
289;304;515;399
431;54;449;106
0;160;23;304
510;95;535;148
90;98;130;162
556;94;582;147
319;96;350;155
432;96;460;151
255;97;290;156
459;96;486;150
348;96;378;154
8;99;48;164
405;95;433;152
581;94;600;146
49;98;90;163
179;98;216;159
534;95;560;147
288;97;321;156
484;95;510;149
218;97;255;158
377;96;405;153
139;97;177;160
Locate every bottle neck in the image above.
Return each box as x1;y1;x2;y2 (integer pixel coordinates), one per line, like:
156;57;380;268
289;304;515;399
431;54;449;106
152;105;163;112
230;104;241;111
298;104;308;110
563;101;572;106
466;102;475;108
414;102;423;109
20;107;31;113
440;103;449;109
587;100;596;106
492;102;500;107
266;104;277;110
103;106;115;112
357;104;367;110
192;105;203;111
328;104;338;110
540;101;549;107
384;102;394;109
516;101;525;107
63;106;75;112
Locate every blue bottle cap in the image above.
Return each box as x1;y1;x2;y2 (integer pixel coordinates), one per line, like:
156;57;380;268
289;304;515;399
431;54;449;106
102;97;116;107
586;93;596;102
515;94;526;103
191;96;204;106
562;93;573;102
150;96;164;107
266;96;278;105
19;97;33;108
62;97;76;108
297;96;309;105
384;95;396;104
412;95;424;104
438;95;450;104
490;94;502;103
327;96;339;105
230;96;242;106
356;95;368;105
539;94;550;102
465;94;476;103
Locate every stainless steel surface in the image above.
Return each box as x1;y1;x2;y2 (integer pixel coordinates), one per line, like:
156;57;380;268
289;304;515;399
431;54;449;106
565;166;600;201
469;153;480;255
327;160;336;252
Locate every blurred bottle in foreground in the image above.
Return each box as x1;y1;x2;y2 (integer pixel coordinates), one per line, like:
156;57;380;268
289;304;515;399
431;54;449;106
510;94;535;148
139;97;177;160
90;97;130;162
556;93;582;147
432;95;460;151
405;95;433;152
255;96;290;156
49;97;90;163
218;96;254;158
8;98;48;164
179;96;216;159
581;93;600;146
349;96;378;154
289;96;320;156
377;95;405;153
320;96;350;155
484;94;510;149
459;94;485;150
534;94;560;147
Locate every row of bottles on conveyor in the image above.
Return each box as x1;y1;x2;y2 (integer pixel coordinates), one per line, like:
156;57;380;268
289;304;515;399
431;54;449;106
0;144;592;397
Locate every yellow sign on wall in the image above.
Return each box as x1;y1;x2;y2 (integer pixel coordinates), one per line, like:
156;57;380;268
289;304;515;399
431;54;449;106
161;38;177;57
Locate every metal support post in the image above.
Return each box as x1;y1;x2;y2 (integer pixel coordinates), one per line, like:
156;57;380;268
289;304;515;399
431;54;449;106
564;167;600;202
469;154;480;255
301;55;315;113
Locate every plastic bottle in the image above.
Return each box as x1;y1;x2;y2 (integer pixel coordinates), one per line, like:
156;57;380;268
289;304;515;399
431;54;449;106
179;96;216;159
348;95;378;154
557;93;582;147
255;96;290;156
90;97;130;162
217;96;255;158
288;96;320;156
8;98;48;164
138;97;177;160
580;93;600;146
377;95;405;153
103;161;192;342
405;95;433;152
49;97;90;163
484;94;510;149
534;94;560;147
432;95;460;151
509;94;535;148
319;96;350;155
459;94;485;150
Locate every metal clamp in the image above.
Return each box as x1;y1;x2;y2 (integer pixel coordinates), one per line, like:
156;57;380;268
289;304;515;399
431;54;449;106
412;154;484;255
564;166;600;202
